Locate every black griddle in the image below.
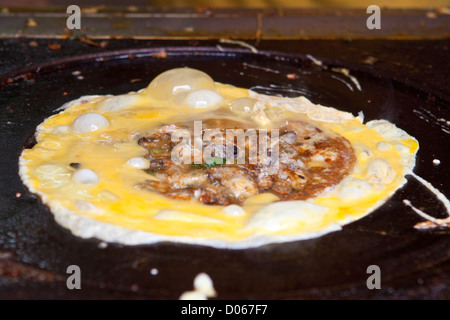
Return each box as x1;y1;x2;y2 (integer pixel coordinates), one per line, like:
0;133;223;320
0;35;449;299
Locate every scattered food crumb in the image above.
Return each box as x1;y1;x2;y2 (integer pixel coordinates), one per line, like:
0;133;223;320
179;272;217;300
29;41;38;47
433;159;441;166
362;56;378;65
426;11;437;19
15;193;22;198
130;78;142;83
63;92;68;96
331;67;362;91
286;73;297;79
194;273;217;298
127;6;138;12
306;54;323;67
48;43;62;50
219;39;258;54
153;51;167;59
403;198;450;230
26;18;38;28
150;268;158;275
77;76;84;80
98;241;108;249
415;219;450;229
72;71;82;76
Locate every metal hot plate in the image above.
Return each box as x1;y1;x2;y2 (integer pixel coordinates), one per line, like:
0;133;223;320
0;42;449;299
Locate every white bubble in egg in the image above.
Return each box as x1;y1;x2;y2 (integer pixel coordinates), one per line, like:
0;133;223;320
126;157;149;169
72;113;109;133
72;169;99;185
222;204;245;216
147;68;215;100
184;89;222;108
229;97;256;114
366;158;395;184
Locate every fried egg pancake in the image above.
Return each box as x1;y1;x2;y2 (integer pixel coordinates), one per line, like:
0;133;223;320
19;68;419;249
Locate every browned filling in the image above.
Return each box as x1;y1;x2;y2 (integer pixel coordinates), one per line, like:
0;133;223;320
137;119;356;205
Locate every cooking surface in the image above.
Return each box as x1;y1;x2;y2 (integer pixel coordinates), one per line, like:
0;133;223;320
0;26;449;299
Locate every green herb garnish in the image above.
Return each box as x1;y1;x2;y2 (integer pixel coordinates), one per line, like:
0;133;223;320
190;157;225;169
149;148;164;155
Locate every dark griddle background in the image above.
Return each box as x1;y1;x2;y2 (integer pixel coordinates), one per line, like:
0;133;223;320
0;37;449;299
1;38;449;100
